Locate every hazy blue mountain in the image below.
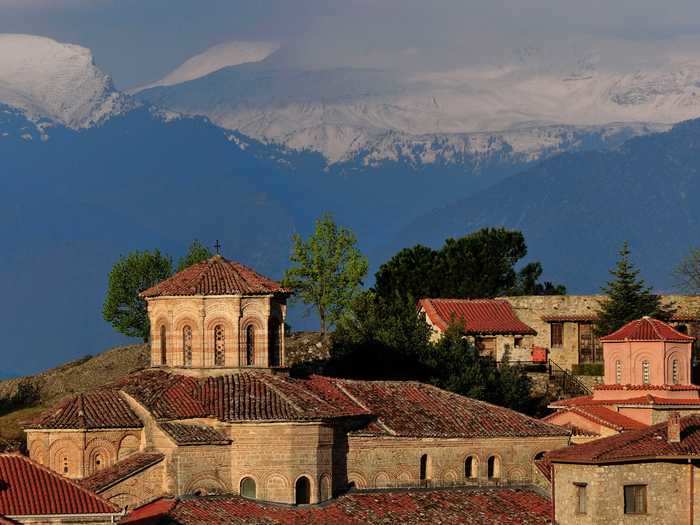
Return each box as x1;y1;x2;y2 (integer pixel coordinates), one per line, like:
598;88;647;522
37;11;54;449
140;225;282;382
396;118;700;293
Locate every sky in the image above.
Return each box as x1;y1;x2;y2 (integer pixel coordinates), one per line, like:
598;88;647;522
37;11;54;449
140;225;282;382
2;0;700;88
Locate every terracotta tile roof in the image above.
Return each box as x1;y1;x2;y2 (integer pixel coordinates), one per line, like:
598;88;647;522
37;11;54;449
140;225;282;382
419;298;536;335
120;497;176;524
541;314;597;322
547;406;645;432
334;379;570;438
548;415;700;464
594;383;700;391
534;458;553;482
80;453;164;493
125;488;552;525
618;394;700;406
600;316;694;342
0;454;118;517
140;255;290;298
159;422;231;445
26;389;143;430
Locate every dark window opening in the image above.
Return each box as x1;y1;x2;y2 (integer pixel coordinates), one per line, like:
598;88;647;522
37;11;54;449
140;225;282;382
551;323;563;348
624;485;647;514
295;476;311;505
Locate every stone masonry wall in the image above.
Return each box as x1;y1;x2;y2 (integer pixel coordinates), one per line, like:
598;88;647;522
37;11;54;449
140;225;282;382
98;460;165;509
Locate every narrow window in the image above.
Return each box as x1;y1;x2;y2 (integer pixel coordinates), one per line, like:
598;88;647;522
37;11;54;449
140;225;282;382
295;476;311;505
551;323;563;348
183;325;193;367
240;477;256;499
62;456;69;474
487;456;500;480
642;360;650;384
160;325;167;365
465;456;477;479
672;359;680;385
214;324;225;366
246;325;255;366
575;483;587;514
269;320;280;367
615;360;623;384
514;336;523;348
624;485;647;514
319;475;331;501
419;454;431;482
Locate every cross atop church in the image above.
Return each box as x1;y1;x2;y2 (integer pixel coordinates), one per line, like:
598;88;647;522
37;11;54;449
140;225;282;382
214;239;222;255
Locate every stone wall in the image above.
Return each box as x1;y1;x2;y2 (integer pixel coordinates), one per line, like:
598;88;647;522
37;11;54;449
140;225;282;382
26;428;143;479
99;460;165;509
554;461;696;525
146;294;286;369
345;435;569;490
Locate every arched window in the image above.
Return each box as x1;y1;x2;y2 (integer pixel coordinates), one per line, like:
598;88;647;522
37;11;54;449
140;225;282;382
295;476;311;505
419;454;431;482
62;455;69;475
615;360;623;384
642;360;650;384
672;359;680;385
214;324;225;367
246;325;255;366
183;325;193;367
160;325;167;365
677;324;689;334
269;319;280;367
240;477;256;499
487;456;500;480
465;456;477;479
319;474;332;501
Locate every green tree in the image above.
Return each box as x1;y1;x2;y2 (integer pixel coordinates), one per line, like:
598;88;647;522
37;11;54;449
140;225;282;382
177;239;213;271
283;214;369;335
674;247;700;293
103;250;172;340
374;228;565;306
595;242;674;337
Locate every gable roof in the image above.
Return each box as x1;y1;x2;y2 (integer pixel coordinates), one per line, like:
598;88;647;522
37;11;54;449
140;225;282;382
548;414;700;464
80;452;164;493
0;454;118;517
140;255;290;298
125;488;553;525
543;406;646;432
419;298;536;335
26;389;143;430
33;370;568;440
600;316;694;343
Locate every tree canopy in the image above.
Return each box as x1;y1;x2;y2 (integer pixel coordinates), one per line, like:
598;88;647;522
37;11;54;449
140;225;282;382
595;242;673;336
374;228;565;305
102;250;172;340
177;239;213;271
282;214;369;335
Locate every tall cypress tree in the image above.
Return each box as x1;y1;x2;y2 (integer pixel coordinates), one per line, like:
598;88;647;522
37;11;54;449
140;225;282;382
595;242;674;337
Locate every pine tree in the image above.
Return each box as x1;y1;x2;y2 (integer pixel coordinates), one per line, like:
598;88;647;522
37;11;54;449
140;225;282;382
595;242;674;337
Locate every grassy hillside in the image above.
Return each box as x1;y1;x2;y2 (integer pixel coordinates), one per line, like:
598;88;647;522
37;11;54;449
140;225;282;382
0;344;149;447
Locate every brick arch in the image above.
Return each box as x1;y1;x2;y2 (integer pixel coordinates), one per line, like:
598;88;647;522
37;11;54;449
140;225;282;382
633;352;656;384
49;439;81;477
153;316;170;366
204;317;234;368
507;466;527;483
485;453;503;480
396;471;412;485
118;434;140;461
319;474;332;501
241;316;265;367
264;474;289;501
184;473;228;496
463;454;480;479
374;471;392;488
175;316;198;367
666;350;687;384
442;469;458;484
86;438;117;475
347;471;368;489
29;441;47;465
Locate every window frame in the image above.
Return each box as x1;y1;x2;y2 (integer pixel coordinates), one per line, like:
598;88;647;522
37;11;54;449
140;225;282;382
624;484;647;515
551;322;563;348
574;482;587;514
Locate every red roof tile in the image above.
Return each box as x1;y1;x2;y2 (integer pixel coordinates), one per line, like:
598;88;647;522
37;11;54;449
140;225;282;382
419;298;536;335
140;255;290;298
593;383;700;391
120;497;176;524
335;379;570;438
0;454;118;517
548;414;700;463
549;406;646;432
159;422;231;445
541;314;597;322
26;389;143;430
600;316;694;342
126;488;552;525
80;453;164;493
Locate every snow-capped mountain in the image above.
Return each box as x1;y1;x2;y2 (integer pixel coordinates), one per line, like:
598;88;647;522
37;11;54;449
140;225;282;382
0;34;131;129
136;40;700;163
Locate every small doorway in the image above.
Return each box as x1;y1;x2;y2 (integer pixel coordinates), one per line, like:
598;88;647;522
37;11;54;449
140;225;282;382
295;476;311;505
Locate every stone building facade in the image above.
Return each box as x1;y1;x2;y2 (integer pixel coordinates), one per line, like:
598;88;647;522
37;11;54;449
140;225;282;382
24;256;571;511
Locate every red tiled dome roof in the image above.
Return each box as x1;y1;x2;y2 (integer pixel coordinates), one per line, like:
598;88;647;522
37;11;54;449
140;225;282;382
600;316;694;342
419;298;536;335
140;255;291;298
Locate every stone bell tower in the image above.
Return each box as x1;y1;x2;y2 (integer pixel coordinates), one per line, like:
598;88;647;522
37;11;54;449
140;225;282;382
140;255;291;374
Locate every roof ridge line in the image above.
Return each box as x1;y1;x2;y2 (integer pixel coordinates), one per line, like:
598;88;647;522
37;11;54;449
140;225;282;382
334;381;394;435
255;374;304;415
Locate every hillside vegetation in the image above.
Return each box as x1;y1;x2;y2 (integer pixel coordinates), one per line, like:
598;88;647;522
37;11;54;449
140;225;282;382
0;344;148;448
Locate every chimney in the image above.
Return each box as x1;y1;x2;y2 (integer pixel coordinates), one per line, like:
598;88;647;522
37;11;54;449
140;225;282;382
668;411;681;444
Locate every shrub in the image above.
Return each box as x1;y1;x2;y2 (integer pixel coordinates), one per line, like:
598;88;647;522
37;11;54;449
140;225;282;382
572;363;604;376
